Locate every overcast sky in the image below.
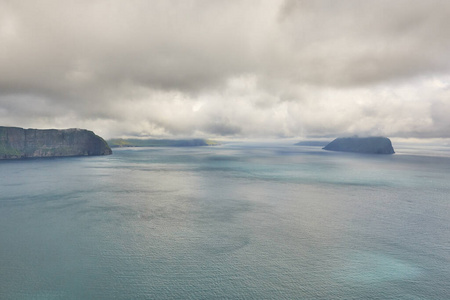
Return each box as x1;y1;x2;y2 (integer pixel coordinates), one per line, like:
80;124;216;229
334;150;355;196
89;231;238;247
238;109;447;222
1;0;450;139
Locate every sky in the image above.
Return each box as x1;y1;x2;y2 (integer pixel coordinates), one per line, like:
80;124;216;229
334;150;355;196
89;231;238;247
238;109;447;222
1;0;450;140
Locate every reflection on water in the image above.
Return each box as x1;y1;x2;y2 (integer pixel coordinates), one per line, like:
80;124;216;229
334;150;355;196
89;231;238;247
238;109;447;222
336;251;421;283
0;142;449;299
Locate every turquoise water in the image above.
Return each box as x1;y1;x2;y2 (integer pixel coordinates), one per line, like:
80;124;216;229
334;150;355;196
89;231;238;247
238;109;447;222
1;142;449;299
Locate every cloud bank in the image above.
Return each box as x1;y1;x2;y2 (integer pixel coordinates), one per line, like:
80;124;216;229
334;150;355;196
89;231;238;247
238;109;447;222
1;0;450;139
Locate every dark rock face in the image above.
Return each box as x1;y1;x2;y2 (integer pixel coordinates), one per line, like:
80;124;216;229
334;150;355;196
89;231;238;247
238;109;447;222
323;137;395;154
0;127;112;159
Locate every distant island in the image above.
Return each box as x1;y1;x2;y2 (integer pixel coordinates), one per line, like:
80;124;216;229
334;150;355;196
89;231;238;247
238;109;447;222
323;136;395;154
294;140;329;147
0;126;112;159
107;138;220;148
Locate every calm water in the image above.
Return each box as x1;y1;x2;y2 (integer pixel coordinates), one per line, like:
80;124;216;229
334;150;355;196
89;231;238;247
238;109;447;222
0;142;449;299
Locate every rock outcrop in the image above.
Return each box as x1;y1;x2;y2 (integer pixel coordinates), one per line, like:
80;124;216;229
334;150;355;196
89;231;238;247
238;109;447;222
323;136;395;154
0;127;112;159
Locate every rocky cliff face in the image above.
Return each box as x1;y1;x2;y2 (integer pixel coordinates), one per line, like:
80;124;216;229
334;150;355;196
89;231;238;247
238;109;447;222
323;137;395;154
0;127;112;159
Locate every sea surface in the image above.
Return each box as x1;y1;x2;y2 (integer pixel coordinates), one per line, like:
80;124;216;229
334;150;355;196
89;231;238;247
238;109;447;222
1;142;449;299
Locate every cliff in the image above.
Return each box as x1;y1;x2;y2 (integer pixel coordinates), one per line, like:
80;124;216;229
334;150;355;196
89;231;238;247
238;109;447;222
323;137;395;154
0;127;112;159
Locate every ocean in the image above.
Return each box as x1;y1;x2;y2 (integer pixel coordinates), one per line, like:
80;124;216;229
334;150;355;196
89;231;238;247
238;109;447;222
1;142;449;299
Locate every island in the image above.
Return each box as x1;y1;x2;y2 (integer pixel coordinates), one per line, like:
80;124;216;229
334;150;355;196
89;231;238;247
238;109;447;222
0;126;112;159
107;138;220;148
294;140;329;147
323;136;395;154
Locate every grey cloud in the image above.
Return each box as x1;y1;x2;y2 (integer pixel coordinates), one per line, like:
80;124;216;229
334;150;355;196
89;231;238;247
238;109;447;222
277;0;450;86
203;120;242;137
0;0;257;95
1;0;450;139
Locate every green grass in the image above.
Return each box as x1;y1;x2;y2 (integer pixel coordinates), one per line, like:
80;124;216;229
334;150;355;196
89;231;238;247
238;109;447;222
204;139;221;146
0;144;22;157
